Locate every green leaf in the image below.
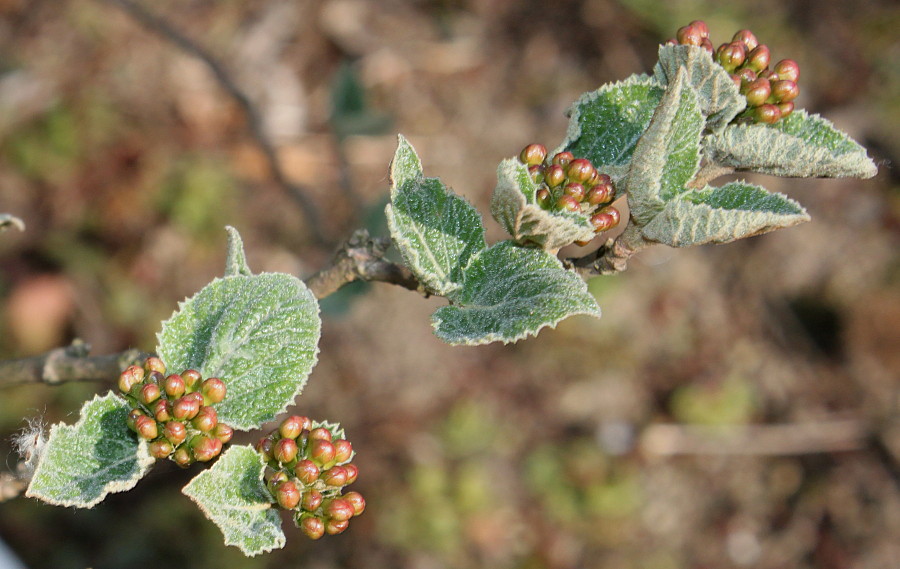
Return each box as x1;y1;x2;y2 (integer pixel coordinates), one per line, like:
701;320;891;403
626;67;704;226
704;110;878;179
490;158;595;250
640;181;810;247
26;393;153;508
386;135;486;297
224;226;252;277
182;445;285;557
1;213;25;232
157;273;321;431
560;74;665;180
653;44;745;133
431;241;601;345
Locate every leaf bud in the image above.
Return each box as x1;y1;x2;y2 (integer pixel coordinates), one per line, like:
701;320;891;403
143;356;166;375
321;466;349;487
151;398;173;423
299;515;325;540
164;420;187;446
333;439;353;464
343;463;359;485
555;195;581;213
676;24;703;46
536;188;552;209
743;78;772;107
279;415;311;440
274;480;301;510
149;439;175;459
172;395;201;421
770;79;799;103
752;103;782;124
301;489;324;512
134;415;158;440
773;58;800;82
192;405;218;432
308;439;336;467
342;491;366;516
518;143;547;166
324;498;355;522
550;151;574;167
118;365;144;394
563;183;586;202
201;377;226;405
189;435;222;462
325;519;350;535
716;41;746;72
565;158;595;184
732;29;758;51
164;374;186;399
172;447;193;468
745;45;770;72
181;369;202;391
294;459;320;485
213;423;234;444
274;437;299;464
544;164;566;188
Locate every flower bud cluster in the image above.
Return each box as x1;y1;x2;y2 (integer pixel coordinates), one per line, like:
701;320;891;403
256;415;365;539
667;20;800;124
518;144;621;240
119;357;233;467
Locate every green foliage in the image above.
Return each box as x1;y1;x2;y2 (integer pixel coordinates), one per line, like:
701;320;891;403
26;393;153;507
157;272;321;431
182;445;285;556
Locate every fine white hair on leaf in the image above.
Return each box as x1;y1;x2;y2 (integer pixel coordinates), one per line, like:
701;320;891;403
12;415;48;480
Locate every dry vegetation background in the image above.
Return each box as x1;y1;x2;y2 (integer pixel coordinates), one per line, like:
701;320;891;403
0;0;898;567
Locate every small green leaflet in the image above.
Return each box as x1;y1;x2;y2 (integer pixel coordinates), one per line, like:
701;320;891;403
432;241;601;345
641;181;810;247
26;392;153;508
653;44;745;133
704;110;878;179
560;74;665;181
224;226;252;277
157;273;321;431
626;67;704;226
386;135;486;296
182;445;285;557
490;158;595;250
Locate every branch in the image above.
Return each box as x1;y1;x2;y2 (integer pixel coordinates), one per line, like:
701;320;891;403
0;340;145;388
565;222;653;277
101;0;328;246
305;229;423;299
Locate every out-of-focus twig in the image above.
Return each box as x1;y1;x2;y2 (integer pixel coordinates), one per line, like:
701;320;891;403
640;419;871;456
566;222;653;276
0;340;145;388
101;0;327;246
305;229;423;299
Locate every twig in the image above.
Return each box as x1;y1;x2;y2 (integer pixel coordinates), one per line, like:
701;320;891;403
101;0;327;246
565;222;653;276
0;340;145;388
305;229;422;299
640;419;871;456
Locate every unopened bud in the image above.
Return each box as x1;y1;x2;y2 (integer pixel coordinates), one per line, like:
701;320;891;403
172;447;193;468
536;188;552;209
118;365;144;394
325;519;350;535
773;59;800;82
586;182;614;206
181;369;202;390
274;437;299;464
770;79;799;103
342;491;366;516
301;489;324;512
274;480;301;510
555;195;581;213
590;207;621;232
563;183;586;202
201;378;226;405
550;151;574;167
126;408;144;431
192;406;218;433
528;164;545;184
753;103;782;124
144;356;166;375
716;42;746;72
149;439;175;459
689;20;709;39
343;463;359;485
566;158;595;184
256;437;275;462
321;466;349;487
333;440;353;464
308;439;336;467
139;383;161;406
152;399;172;423
518;143;547;166
213;423;234;444
190;435;222;462
299;515;325;540
172;396;201;421
676;24;703;46
134;415;158;440
745;45;770;72
279;415;311;440
777;101;794;119
743;78;772;107
544;164;566;188
164;374;185;399
164;420;187;446
732;29;758;51
294;459;320;485
324;498;354;522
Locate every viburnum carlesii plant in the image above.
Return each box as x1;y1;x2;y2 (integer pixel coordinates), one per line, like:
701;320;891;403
668;20;800;124
119;357;233;466
256;416;365;539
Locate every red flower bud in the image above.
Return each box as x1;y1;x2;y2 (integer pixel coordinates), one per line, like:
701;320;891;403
279;415;311;440
164;374;185;399
753;104;782;124
563;183;586;202
190;435;222;462
201;377;226;405
308;439;336;467
745;45;770;72
773;59;800;82
544;164;566;188
333;439;353;464
732;29;758;51
213;423;234;444
343;463;359;485
770;79;799;103
192;406;218;432
299;515;325;540
342;491;366;516
555;195;581;213
551;151;574;167
325;519;350;535
134;415;158;440
321;466;349;487
777;101;794;119
181;369;202;390
164;420;187;446
324;498;354;522
118;365;144;394
152;399;172;423
743;78;772;107
518;143;547;166
590;207;621;232
172;395;201;421
172;447;193;468
716;41;746;72
565;158;595;184
139;383;161;406
294;459;320;485
586;182;614;206
126;408;144;431
144;356;166;375
274;437;299;464
149;439;175;459
676;24;703;46
688;20;709;39
301;489;324;512
274;480;301;510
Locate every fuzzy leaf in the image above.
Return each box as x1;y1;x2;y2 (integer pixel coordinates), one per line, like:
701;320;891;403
704;110;878;178
560;74;665;181
654;44;745;133
431;241;601;345
386;135;486;297
490;158;596;249
224;226;252;277
26;393;153;508
157;273;321;431
182;445;284;557
626;68;704;226
641;181;810;247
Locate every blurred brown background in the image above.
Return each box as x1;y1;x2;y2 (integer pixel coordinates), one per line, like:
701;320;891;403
0;0;898;567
